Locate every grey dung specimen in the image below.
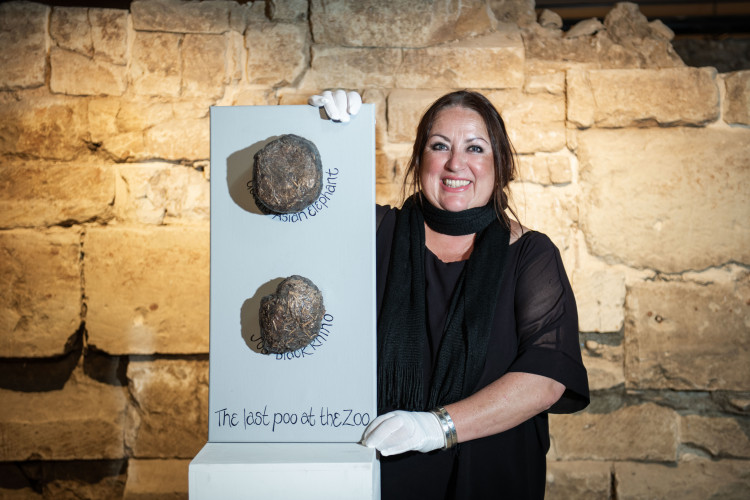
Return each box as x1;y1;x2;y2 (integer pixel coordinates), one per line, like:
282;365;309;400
259;275;325;354
253;134;323;213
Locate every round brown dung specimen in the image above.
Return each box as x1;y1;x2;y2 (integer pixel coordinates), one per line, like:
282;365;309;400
259;275;325;354
253;134;323;214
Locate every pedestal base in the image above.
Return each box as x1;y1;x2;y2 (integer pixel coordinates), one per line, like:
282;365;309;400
189;442;380;499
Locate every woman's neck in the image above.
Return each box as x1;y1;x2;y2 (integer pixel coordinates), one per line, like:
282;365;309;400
424;223;475;263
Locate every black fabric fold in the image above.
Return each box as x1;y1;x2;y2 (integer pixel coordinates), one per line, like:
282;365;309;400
377;195;511;412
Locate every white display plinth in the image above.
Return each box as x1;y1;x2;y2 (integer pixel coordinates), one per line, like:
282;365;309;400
189;442;380;500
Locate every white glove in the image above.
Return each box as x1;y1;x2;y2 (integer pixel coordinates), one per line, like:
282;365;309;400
361;410;445;456
308;89;362;123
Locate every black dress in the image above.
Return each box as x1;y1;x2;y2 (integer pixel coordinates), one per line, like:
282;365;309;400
376;205;589;500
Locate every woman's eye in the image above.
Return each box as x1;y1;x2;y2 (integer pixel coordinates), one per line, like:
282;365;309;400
430;142;448;151
468;145;484;153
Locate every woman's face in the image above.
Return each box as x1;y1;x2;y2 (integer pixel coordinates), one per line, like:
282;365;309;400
420;106;495;212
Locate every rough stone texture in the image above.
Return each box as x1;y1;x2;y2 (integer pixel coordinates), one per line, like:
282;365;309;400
545;460;612;500
40;462;126;500
398;30;525;90
508;182;575;252
86;226;209;355
680;415;750;458
88;99;210;162
624;279;750;391
310;0;496;48
615;460;750;500
0;161;114;228
550;403;678;461
723;70;750;125
522;2;684;70
127;360;208;459
491;0;535;27
268;0;308;22
124;459;189;499
51;7;128;65
516;154;572;185
0;1;48;90
50;47;128;96
115;163;209;225
567;67;720;128
303;45;402;90
486;89;565;153
130;31;182;97
246;22;308;87
386;89;447;143
0;229;81;358
182;34;230;99
582;339;625;390
573;267;625;333
577;127;750;272
0;376;126;460
0;91;89;161
131;0;230;34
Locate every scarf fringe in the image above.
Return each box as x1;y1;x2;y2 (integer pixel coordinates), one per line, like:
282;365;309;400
378;363;424;412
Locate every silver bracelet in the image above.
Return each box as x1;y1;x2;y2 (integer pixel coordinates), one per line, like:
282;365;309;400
431;406;458;449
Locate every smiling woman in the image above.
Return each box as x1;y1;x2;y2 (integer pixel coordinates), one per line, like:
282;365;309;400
361;90;590;500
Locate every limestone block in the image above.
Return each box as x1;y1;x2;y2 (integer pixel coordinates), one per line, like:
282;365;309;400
86;226;209;355
115;163;209;224
0;377;126;460
40;461;126;500
130;32;182;97
302;45;402;90
545;460;611;500
0;91;88;161
0;229;81;358
516;154;572;185
386;89;446;143
573;268;625;332
50;7;93;57
126;359;208;458
362;88;387;146
268;0;308;22
0;161;114;228
124;459;189;499
397;31;525;89
524;69;566;96
90;9;129;64
144;117;210;161
50;47;127;96
723;70;750;125
310;0;496;48
490;0;536;26
131;0;230;33
377;143;412;188
183;34;230;99
246;22;308;87
550;403;678;461
680;415;750;458
625;279;750;391
486;89;566;153
615;460;750;500
0;1;47;90
582;339;625;390
577;127;750;272
567;67;719;128
376;182;404;208
508;182;575;252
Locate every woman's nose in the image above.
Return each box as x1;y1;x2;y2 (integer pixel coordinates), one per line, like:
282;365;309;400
445;151;463;171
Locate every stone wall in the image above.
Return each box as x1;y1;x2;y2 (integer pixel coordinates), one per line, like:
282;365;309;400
0;0;748;498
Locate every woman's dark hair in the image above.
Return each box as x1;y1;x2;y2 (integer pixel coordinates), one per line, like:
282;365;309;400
403;90;518;228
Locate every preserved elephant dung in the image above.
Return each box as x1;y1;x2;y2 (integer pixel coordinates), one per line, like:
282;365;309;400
253;134;323;214
259;275;325;354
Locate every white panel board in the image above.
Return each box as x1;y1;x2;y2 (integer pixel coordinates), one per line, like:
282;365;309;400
208;105;376;442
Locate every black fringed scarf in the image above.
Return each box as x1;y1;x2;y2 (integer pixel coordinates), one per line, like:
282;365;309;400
377;195;511;412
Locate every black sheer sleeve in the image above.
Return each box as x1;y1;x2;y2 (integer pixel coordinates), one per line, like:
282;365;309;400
507;233;589;413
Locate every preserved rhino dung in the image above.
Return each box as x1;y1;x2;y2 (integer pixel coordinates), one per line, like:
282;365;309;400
259;275;325;354
253;134;323;214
